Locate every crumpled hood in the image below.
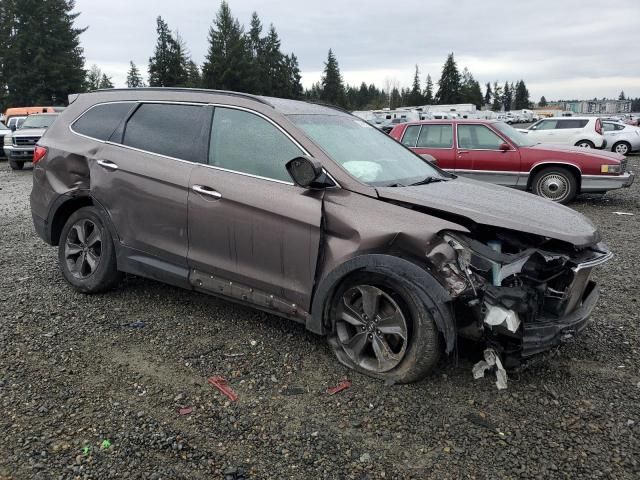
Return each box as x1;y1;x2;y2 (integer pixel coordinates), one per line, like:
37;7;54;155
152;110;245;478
376;177;600;247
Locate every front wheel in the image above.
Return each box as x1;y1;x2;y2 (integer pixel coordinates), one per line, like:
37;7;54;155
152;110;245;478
612;141;631;155
575;140;594;148
58;206;121;293
531;166;577;204
327;273;442;384
9;159;24;170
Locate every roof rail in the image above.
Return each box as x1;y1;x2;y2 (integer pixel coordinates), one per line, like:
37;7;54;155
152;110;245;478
92;87;274;107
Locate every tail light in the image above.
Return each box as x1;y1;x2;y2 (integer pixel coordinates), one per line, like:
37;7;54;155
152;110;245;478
595;118;602;135
33;145;48;164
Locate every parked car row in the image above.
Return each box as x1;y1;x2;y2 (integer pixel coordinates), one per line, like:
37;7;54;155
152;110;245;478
389;119;634;203
3;113;60;170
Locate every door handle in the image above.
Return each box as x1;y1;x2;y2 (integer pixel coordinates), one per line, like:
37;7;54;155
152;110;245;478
192;185;222;199
458;150;469;155
96;159;119;171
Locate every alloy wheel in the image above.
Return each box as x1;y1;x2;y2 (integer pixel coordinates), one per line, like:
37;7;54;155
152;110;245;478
576;141;592;148
614;143;629;155
64;219;102;279
335;285;408;373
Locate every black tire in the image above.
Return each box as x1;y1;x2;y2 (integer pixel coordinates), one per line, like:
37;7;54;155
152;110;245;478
327;272;442;384
58;206;121;293
612;141;631;156
574;140;594;148
531;166;577;204
9;159;24;170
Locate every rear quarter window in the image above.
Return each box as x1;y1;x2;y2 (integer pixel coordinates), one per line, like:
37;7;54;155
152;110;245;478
557;119;589;129
72;102;134;140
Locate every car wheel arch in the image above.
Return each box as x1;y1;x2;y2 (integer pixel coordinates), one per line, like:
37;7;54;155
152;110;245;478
49;194;118;247
527;162;582;191
307;254;456;354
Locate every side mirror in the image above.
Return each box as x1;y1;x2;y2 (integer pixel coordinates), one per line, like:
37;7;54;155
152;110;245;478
286;156;324;188
529;125;537;130
10;124;16;132
499;143;510;151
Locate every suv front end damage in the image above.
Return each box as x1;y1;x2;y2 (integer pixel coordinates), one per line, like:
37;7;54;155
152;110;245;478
430;230;612;365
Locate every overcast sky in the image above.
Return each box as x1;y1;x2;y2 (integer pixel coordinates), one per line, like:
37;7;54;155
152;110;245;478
75;0;640;101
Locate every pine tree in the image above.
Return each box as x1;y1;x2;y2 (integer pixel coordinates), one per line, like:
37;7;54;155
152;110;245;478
423;74;433;104
484;82;492;106
98;73;113;89
1;0;86;106
185;60;201;88
246;11;264;93
126;61;144;88
435;53;461;104
619;91;626;100
86;64;102;91
201;1;252;92
514;80;530;109
148;16;188;87
407;65;423;105
282;53;302;99
502;81;513;111
539;96;548;107
320;49;345;106
262;24;285;96
491;81;502;111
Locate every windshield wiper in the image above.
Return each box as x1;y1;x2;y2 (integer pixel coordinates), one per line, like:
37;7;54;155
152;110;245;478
385;182;406;187
408;176;447;186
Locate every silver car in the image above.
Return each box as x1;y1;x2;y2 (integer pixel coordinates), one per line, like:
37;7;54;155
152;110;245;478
602;120;640;155
4;113;59;170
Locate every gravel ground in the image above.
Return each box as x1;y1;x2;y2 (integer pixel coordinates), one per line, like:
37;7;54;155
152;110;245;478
1;158;639;479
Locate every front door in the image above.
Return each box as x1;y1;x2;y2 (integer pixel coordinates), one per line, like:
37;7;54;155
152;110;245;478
455;123;521;186
187;106;323;312
409;123;456;170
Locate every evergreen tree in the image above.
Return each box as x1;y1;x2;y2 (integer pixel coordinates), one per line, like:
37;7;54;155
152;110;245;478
85;64;102;91
320;49;345;106
460;67;483;109
262;24;285;96
631;98;640;111
390;87;401;109
0;0;85;106
246;12;264;93
126;61;144;88
407;65;423;105
484;82;492;106
423;74;434;104
514;80;530;109
148;17;188;87
185;60;201;88
282;53;303;99
619;90;626;100
201;2;252;92
491;81;502;111
98;73;113;89
539;95;548;107
435;53;461;104
502;81;513;111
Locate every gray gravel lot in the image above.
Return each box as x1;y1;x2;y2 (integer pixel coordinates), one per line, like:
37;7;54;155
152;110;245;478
1;158;639;479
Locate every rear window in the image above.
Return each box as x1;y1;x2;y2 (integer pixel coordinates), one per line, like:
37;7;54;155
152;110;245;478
123;103;211;163
417;124;453;148
556;119;588;129
401;125;420;146
73;103;134;140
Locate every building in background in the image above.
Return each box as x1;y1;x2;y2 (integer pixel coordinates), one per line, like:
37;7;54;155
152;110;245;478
546;99;632;114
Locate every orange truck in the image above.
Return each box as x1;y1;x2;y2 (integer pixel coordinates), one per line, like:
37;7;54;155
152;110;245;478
3;106;63;130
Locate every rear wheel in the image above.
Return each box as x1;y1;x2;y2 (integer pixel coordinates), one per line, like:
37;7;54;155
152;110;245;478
612;141;631;155
328;273;442;384
9;159;24;170
58;206;121;293
575;140;594;148
531;166;577;204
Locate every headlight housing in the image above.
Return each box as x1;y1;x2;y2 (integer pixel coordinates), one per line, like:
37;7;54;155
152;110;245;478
601;164;621;174
3;135;12;146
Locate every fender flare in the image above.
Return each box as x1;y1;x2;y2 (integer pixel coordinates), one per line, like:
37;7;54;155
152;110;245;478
307;254;456;354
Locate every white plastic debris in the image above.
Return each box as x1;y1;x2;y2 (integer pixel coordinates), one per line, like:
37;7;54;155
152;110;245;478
473;348;508;390
484;304;521;333
612;212;634;216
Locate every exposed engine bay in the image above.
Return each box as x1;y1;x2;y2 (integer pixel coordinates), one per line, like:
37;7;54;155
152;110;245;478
428;228;613;366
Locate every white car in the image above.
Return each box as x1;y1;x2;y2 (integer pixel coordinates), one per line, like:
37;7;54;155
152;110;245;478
519;117;606;149
602;120;640;155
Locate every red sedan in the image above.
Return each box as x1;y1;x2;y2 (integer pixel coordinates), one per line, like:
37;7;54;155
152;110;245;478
389;120;634;203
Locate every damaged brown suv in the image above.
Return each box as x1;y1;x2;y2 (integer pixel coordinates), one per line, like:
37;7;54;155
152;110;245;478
30;88;612;383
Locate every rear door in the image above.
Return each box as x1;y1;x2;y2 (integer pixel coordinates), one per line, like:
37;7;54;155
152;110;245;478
554;119;588;144
187;105;323;312
408;123;456;169
455;123;521;186
89;102;211;270
526;119;559;143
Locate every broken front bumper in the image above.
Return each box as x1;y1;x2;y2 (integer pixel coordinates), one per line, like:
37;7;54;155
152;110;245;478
522;280;598;357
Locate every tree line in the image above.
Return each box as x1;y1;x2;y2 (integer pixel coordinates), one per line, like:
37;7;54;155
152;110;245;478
1;0;638;114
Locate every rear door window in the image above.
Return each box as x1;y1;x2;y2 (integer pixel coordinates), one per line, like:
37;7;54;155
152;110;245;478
417;124;453;148
72;102;134;140
122;103;211;163
556;119;588;129
401;125;420;146
208;107;302;182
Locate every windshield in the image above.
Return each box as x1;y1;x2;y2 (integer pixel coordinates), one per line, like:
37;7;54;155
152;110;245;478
20;114;58;129
288;114;444;186
493;121;538;147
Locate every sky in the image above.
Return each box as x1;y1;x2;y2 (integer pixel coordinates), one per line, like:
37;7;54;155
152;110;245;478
75;0;640;101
